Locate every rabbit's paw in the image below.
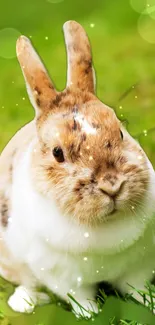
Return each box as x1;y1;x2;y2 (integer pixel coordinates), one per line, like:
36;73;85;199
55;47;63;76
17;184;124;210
8;285;42;313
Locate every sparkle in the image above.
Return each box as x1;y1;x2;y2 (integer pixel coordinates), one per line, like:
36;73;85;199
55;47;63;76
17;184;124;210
45;36;49;40
57;302;61;306
12;81;14;84
46;238;49;242
89;156;93;161
2;106;4;109
84;232;89;238
132;85;135;89
56;132;60;137
135;95;138;99
55;285;58;289
41;267;45;271
90;23;95;28
70;289;73;293
86;145;90;150
83;257;88;261
29;35;32;38
22;97;25;101
101;266;104;269
121;114;123;117
77;276;82;283
119;105;123;109
96;270;99;273
143;129;147;135
121;239;124;243
138;155;143;160
152;270;155;274
8;217;12;223
16;103;18;106
72;291;76;295
131;206;135;210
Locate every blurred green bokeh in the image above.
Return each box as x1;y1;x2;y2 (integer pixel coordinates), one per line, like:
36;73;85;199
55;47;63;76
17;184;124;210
0;0;155;324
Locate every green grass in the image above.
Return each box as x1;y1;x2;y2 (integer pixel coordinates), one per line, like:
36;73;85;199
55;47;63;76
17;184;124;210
0;0;155;324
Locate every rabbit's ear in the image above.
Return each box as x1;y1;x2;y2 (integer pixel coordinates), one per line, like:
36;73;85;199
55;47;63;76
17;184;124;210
63;21;96;94
16;36;57;117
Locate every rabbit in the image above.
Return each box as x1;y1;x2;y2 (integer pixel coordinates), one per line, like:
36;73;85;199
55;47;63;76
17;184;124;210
0;20;155;318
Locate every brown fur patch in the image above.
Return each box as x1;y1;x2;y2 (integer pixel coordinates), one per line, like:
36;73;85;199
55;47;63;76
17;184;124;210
0;194;9;227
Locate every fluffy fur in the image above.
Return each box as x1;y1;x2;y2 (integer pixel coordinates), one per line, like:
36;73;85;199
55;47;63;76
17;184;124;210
0;20;155;317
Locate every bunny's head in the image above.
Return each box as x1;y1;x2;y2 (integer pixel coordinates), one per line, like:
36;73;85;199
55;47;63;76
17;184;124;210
16;21;155;226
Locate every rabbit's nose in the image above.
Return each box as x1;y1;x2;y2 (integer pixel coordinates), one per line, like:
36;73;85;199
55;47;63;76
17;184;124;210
98;176;125;197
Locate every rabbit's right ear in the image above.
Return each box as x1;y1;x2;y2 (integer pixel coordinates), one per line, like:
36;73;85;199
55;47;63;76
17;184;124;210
16;36;57;117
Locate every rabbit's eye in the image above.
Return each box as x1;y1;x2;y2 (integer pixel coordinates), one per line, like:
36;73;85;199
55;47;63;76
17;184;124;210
120;130;123;140
53;147;65;163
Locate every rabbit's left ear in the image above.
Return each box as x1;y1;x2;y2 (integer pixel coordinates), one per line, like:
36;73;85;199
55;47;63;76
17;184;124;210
16;36;57;117
63;21;96;94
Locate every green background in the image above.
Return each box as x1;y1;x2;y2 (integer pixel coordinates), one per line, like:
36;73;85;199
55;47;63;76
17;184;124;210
0;0;155;324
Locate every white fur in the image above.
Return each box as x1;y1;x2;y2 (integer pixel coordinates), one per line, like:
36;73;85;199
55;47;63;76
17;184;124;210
2;141;155;314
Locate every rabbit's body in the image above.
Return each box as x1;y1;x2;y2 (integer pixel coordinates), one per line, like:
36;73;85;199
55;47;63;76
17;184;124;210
1;20;155;316
1;122;155;313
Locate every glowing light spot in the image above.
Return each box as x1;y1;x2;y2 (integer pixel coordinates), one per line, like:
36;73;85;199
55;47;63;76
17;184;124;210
89;156;93;161
57;302;61;306
56;132;60;137
96;270;99;273
101;266;104;269
8;217;12;223
46;238;49;242
2;106;4;109
77;277;82;283
152;270;155;274
138;12;155;44
129;0;147;13
138;155;143;160
121;114;124;117
131;206;135;210
45;36;49;40
84;232;89;238
55;285;58;289
121;239;124;243
135;95;138;99
144;246;146;250
41;267;45;271
22;97;25;101
86;145;90;150
119;105;123;109
12;81;14;84
83;257;88;261
29;35;32;39
90;23;95;28
16;103;18;106
0;28;21;59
